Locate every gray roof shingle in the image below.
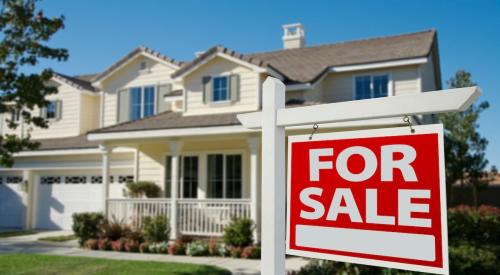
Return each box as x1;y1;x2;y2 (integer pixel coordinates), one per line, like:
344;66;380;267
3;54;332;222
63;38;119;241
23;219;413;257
173;30;436;83
34;134;100;151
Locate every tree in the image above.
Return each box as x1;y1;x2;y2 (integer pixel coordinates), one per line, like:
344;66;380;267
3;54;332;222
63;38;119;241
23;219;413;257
439;70;490;207
0;0;67;167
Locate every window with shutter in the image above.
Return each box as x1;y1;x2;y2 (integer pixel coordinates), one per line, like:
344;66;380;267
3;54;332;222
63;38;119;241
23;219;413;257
202;76;212;104
157;84;172;113
229;74;239;102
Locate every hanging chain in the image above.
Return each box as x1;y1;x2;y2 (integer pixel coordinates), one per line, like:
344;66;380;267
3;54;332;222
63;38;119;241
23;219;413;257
309;124;319;140
403;115;415;133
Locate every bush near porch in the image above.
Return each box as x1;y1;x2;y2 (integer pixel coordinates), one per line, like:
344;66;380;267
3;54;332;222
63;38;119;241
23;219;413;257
293;205;500;275
72;214;261;259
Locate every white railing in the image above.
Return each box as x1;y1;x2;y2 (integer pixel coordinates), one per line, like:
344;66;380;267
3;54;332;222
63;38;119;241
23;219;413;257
107;198;171;229
177;199;252;236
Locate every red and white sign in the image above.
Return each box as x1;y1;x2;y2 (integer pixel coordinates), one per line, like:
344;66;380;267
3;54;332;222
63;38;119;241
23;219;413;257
286;125;449;274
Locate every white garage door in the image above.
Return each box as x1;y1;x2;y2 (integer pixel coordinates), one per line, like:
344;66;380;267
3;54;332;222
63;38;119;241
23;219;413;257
36;172;133;230
0;174;25;228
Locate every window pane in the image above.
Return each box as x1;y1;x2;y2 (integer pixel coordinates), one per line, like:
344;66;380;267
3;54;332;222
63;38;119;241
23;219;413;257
46;101;56;119
373;75;389;98
212;76;228;102
144;86;155;117
355;76;371;100
164;156;172;198
226;155;242;198
182;156;198;198
207;154;223;198
130;87;142;120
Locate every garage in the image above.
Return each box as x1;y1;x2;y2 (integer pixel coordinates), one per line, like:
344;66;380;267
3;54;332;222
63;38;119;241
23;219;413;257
35;171;133;230
0;173;25;229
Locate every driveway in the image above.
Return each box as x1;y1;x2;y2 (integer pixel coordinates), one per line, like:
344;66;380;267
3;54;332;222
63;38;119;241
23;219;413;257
0;231;308;275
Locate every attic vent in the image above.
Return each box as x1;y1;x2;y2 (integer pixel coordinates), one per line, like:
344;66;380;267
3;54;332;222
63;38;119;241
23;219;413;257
140;61;147;70
282;23;305;49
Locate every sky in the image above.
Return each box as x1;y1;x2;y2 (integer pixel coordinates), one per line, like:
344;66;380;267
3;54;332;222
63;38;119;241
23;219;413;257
34;0;499;168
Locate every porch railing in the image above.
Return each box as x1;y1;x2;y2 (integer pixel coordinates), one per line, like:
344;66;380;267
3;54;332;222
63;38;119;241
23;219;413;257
106;198;251;236
107;198;171;228
178;199;252;236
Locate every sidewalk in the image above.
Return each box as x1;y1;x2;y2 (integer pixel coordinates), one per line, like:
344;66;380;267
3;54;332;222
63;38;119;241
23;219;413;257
0;231;308;274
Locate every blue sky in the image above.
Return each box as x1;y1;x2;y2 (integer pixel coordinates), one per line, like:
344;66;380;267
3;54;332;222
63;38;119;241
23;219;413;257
36;0;499;167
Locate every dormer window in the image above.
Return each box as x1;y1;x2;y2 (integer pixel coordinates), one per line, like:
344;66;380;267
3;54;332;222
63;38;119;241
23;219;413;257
213;76;229;102
40;100;62;120
354;74;390;100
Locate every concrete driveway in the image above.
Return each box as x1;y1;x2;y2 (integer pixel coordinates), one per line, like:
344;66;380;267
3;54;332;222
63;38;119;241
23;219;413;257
0;231;308;275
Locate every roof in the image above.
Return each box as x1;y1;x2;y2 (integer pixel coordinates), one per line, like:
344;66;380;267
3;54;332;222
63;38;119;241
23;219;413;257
93;46;184;83
33;134;100;151
53;72;98;92
171;45;271;79
90;100;323;134
172;30;436;83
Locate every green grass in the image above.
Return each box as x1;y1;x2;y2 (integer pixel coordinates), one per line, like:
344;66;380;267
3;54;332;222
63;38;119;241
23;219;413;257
0;230;37;238
0;254;231;275
38;235;77;242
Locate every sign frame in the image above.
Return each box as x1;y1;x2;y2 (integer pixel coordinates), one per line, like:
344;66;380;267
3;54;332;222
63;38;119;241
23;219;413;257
286;124;449;274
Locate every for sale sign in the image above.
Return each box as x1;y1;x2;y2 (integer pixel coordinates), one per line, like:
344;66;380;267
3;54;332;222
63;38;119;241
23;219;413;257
286;125;448;274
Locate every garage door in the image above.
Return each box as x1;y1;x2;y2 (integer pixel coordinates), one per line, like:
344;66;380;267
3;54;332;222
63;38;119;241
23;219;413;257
0;174;25;228
36;172;133;230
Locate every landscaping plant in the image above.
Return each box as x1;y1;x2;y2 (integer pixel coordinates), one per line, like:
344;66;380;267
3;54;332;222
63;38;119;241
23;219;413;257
143;215;170;243
125;181;162;198
186;240;210;257
223;217;254;247
72;212;104;246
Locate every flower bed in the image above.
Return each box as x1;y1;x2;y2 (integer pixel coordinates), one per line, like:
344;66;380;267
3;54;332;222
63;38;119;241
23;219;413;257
74;214;260;259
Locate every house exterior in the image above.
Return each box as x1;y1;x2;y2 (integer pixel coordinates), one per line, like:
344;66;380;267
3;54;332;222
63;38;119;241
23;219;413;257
0;25;441;240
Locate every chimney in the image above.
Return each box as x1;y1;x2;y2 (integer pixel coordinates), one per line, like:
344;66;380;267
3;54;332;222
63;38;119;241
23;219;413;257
282;23;305;49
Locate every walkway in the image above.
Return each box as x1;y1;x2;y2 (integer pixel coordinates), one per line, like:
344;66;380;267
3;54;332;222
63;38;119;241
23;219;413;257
0;231;308;275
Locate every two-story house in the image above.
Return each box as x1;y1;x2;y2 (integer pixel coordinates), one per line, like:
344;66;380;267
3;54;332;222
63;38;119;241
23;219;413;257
0;25;441;240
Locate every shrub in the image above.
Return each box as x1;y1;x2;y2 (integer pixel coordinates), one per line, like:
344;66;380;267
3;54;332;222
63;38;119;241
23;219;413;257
229;246;242;258
241;245;261;259
125;181;162;198
72;212;105;246
139;242;150;253
111;238;126;252
450;244;499;275
97;238;111;251
217;243;229;257
186;240;210;257
126;229;144;243
168;239;186;255
223;218;254;247
100;219;130;241
124;239;140;253
84;238;98;250
448;205;500;247
207;239;219;256
148;242;169;254
143;215;170;243
292;259;381;275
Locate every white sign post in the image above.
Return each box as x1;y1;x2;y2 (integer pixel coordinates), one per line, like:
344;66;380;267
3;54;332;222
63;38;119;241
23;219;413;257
237;77;480;275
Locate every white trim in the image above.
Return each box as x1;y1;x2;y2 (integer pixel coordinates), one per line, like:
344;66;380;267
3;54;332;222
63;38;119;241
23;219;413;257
14;147;134;157
330;57;428;73
164;95;183;102
286;125;449;274
51;77;97;96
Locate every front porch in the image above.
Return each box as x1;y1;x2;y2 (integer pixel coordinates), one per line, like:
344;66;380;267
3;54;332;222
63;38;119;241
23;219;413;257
99;134;261;239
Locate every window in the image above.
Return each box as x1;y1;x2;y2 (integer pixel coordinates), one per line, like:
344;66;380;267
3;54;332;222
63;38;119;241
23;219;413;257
46;101;57;119
10;110;20;122
129;86;155;121
213;76;229;102
207;154;242;198
355;75;390;100
182;156;198;198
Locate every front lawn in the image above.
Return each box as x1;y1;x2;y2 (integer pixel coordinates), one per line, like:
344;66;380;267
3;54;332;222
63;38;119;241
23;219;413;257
38;234;77;242
0;230;37;238
0;254;231;275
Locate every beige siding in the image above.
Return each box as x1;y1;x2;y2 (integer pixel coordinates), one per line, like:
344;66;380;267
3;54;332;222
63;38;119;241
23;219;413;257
3;84;82;139
101;56;179;127
137;143;168;188
183;57;259;116
319;66;420;103
80;94;100;133
421;56;437;92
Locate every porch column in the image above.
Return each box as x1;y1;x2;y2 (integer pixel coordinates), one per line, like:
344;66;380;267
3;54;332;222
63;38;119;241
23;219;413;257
169;140;182;240
247;136;260;242
100;145;112;216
